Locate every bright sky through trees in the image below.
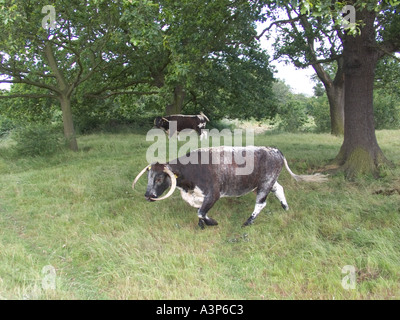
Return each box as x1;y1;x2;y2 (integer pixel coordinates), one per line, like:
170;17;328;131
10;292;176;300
257;21;315;96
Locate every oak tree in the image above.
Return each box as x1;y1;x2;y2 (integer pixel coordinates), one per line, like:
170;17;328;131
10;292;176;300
261;0;400;177
0;0;161;150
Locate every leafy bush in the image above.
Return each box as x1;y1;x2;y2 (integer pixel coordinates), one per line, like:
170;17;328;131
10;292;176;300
0;116;15;138
374;91;400;129
12;124;64;157
207;118;236;131
277;99;308;132
308;95;331;133
307;90;400;132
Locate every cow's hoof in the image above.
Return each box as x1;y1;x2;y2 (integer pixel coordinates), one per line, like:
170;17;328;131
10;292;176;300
281;202;289;211
198;220;205;229
204;217;218;226
242;218;254;227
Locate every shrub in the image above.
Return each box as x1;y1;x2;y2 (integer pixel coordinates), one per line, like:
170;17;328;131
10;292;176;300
0;117;15;138
373;91;400;129
207;118;236;131
309;95;331;133
277;99;308;132
12;124;64;157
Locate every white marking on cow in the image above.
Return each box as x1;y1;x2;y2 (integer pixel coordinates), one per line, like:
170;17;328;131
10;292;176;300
271;181;289;210
178;186;205;208
251;202;266;218
199;129;208;141
197;212;211;219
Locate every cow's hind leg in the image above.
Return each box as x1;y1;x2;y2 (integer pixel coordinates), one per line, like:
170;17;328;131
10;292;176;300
242;201;267;227
271;181;289;210
242;186;272;227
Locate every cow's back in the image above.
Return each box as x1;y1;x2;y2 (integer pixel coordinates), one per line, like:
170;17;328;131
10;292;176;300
167;115;198;131
211;146;283;196
170;146;284;197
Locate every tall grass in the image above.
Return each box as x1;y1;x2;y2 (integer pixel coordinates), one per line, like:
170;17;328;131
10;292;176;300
0;130;399;299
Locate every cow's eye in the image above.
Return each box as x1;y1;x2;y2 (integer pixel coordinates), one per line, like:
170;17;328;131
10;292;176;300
155;178;163;183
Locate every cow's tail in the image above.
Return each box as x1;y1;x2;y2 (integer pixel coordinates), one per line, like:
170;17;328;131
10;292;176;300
283;157;328;183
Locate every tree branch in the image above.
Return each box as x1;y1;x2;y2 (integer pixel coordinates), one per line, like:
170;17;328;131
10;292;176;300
0;93;57;99
376;41;400;61
0;59;60;93
43;42;69;94
256;15;305;40
85;90;158;99
86;79;153;97
297;14;338;87
309;55;342;65
0;63;56;79
0;77;60;94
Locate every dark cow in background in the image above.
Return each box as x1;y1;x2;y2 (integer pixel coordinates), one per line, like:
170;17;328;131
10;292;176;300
133;146;328;229
154;112;209;139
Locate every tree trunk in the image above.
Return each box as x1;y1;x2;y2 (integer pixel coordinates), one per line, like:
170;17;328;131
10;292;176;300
326;82;345;136
44;42;78;151
165;85;186;115
312;58;345;136
59;95;78;151
334;9;390;178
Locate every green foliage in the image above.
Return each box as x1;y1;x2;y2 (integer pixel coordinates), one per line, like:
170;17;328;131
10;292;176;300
375;57;400;96
373;90;400;129
0;0;166;146
154;0;274;119
184;47;275;120
0;116;15;138
0;84;57;123
71;92;164;133
308;94;331;132
374;57;400;129
1;0;275;135
271;80;309;132
313;82;325;97
207;118;237;132
277;98;308;132
11;124;64;157
267;0;342;69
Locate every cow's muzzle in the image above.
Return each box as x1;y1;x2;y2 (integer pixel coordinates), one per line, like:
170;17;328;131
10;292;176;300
133;165;177;201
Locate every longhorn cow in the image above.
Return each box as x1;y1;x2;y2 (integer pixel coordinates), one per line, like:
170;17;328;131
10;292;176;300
154;112;209;139
133;146;327;228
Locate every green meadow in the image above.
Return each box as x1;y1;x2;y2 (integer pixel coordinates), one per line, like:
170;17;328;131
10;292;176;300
0;129;399;299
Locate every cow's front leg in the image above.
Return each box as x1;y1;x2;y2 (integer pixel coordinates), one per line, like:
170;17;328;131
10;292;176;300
197;192;219;229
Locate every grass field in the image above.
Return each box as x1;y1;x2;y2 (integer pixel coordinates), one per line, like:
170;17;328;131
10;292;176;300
0;129;399;299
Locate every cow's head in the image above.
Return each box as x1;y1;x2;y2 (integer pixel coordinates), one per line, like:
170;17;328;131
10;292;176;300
154;116;169;130
132;163;177;201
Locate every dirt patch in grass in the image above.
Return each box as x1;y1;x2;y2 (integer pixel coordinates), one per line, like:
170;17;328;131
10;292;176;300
373;188;400;196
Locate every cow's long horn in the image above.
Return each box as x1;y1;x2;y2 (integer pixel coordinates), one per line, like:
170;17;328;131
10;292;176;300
132;164;151;189
162;117;170;122
200;111;209;122
150;166;177;201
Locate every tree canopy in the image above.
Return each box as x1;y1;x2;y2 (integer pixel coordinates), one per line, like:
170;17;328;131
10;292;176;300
1;0;399;178
1;0;276;150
